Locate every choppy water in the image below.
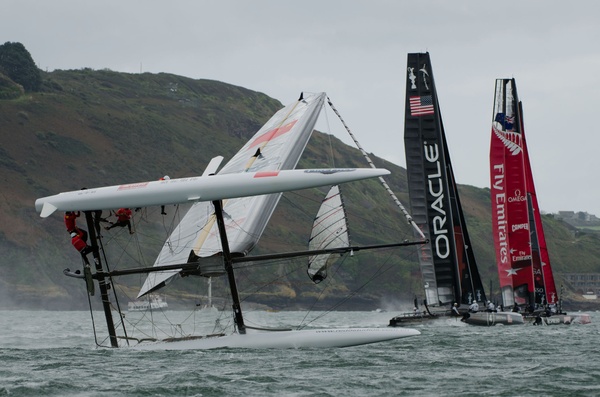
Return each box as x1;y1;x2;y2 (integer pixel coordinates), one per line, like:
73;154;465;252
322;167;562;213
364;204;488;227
1;310;599;397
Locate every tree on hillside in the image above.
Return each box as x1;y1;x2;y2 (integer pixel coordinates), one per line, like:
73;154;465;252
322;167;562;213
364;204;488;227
0;42;41;92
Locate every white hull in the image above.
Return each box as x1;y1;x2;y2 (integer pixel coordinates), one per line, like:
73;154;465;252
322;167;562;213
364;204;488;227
35;168;390;217
128;327;420;350
571;313;592;324
464;311;524;326
525;312;592;325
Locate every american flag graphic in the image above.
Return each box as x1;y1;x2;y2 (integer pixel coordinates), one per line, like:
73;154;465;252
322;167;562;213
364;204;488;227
409;95;434;116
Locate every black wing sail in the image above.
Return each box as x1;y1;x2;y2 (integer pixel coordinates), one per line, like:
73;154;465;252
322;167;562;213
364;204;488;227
404;52;486;306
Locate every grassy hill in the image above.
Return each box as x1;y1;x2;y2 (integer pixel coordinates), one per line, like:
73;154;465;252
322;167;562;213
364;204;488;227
1;68;599;310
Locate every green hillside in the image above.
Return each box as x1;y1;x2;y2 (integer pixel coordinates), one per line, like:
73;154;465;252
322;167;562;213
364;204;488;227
1;67;599;310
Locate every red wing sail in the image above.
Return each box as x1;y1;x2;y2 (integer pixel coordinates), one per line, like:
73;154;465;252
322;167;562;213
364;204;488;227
490;79;556;308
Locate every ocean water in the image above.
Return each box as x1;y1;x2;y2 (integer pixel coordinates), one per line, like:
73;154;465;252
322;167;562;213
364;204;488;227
1;310;599;397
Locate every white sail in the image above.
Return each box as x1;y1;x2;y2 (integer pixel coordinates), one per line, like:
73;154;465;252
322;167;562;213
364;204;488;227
139;92;327;297
307;185;350;283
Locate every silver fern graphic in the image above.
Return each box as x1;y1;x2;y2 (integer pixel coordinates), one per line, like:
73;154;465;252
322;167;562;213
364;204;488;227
493;127;522;155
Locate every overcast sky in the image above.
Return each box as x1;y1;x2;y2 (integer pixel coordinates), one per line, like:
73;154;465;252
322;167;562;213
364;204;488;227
4;0;600;215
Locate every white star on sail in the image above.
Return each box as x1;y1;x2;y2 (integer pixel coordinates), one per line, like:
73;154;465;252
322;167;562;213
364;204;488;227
506;268;519;276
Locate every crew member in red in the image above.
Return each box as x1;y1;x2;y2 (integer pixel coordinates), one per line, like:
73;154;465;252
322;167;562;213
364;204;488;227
64;211;88;242
64;211;80;233
105;208;134;234
71;231;92;257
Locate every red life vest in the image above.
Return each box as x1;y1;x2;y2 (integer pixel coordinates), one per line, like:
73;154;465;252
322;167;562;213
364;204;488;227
71;233;87;252
115;208;132;222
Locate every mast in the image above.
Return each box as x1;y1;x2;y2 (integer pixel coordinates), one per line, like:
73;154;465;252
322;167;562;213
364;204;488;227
208;277;212;307
520;100;558;306
526;193;546;305
212;199;246;334
83;210;118;347
326;98;425;240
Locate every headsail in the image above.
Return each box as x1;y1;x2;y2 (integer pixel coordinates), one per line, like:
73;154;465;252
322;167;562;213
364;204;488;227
138;92;327;297
404;52;486;306
490;79;557;308
307;185;350;283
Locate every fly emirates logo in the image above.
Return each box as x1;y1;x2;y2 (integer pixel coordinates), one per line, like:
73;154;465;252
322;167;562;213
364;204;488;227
491;163;508;264
424;143;450;259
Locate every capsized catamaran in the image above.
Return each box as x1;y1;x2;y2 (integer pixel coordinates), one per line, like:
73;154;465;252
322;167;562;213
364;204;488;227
490;79;590;325
388;53;523;327
36;92;423;349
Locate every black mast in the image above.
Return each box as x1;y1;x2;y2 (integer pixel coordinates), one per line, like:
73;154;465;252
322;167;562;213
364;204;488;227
83;210;118;347
212;199;246;334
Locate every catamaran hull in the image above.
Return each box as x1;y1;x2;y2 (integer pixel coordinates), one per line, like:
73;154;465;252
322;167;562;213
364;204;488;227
128;327;420;350
35;168;390;217
524;313;591;325
388;308;455;326
463;312;524;326
571;313;592;324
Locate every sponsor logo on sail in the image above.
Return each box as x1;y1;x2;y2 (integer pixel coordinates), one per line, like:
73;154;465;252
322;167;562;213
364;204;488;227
512;254;532;261
491;163;508;264
249;120;298;148
512;223;529;232
423;142;449;259
407;67;416;90
508;189;526;203
419;64;430;90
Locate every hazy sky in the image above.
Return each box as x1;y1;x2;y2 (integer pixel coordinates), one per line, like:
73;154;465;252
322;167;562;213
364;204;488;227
4;0;600;215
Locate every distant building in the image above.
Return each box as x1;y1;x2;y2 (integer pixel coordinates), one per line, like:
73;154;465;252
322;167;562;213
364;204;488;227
562;273;600;296
557;211;575;220
556;211;600;227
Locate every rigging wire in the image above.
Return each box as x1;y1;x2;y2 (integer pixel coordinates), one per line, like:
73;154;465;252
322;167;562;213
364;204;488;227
83;93;429;341
322;102;336;168
95;212;130;345
326;96;426;240
231;245;415;330
297;249;400;328
82;254;102;347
